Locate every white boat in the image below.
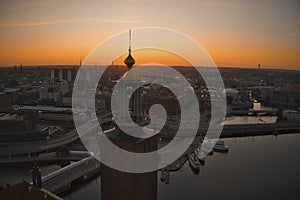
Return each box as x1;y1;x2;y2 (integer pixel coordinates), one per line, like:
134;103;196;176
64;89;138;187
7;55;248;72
207;148;214;155
201;141;214;156
203;139;229;153
189;152;200;174
193;147;205;165
213;140;229;153
189;152;200;169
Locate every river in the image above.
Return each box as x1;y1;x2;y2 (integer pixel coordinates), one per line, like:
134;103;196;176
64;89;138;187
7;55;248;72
63;134;300;200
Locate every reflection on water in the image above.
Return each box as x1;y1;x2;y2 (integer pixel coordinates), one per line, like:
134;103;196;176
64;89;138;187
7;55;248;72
64;134;300;200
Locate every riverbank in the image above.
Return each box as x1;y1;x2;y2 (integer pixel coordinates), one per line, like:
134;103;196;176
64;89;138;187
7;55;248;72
221;122;300;138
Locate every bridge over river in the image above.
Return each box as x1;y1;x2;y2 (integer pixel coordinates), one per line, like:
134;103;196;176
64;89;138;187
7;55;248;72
0;151;91;164
40;156;100;195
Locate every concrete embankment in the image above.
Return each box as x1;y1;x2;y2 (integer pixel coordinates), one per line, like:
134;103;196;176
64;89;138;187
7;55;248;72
220;122;300;138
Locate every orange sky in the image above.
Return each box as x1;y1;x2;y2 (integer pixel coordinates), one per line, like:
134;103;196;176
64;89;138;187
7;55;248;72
114;49;192;67
0;0;299;69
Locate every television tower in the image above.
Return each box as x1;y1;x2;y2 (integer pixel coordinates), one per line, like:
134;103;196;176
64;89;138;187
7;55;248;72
124;29;135;70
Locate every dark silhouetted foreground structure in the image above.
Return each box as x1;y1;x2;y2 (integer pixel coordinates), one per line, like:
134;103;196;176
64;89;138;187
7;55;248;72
0;181;62;200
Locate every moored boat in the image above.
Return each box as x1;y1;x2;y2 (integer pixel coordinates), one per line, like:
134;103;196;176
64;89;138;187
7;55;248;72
213;140;229;153
193;147;205;165
189;152;200;169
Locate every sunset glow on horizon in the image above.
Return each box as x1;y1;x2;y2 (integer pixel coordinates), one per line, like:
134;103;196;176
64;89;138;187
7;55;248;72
114;49;192;67
0;0;299;69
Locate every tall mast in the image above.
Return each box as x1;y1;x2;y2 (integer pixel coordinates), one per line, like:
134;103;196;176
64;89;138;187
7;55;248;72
128;29;132;54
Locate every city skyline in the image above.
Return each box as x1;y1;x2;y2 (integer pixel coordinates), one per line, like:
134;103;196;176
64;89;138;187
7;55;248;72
0;0;300;69
0;1;300;199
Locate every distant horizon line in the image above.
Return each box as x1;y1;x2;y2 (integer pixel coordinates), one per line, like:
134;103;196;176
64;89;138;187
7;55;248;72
0;64;299;71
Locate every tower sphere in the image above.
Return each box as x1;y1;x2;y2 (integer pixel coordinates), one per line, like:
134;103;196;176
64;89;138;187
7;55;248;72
124;29;135;70
124;53;135;70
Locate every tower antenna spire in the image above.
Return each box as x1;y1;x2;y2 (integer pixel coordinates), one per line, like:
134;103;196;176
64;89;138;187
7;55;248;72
129;29;132;54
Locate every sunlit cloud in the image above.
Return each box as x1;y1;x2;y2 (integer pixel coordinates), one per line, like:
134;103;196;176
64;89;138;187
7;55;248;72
263;32;300;45
0;17;140;27
0;20;63;27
